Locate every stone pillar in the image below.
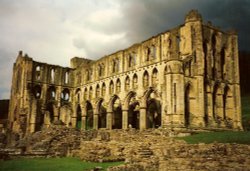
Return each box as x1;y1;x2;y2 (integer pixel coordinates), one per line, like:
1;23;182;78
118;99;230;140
122;109;128;129
30;100;37;133
53;106;59;121
206;91;216;126
93;113;99;130
106;112;112;130
81;116;86;130
71;117;77;128
140;107;147;130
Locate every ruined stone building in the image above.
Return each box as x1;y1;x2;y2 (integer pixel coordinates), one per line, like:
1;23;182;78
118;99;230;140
8;10;242;136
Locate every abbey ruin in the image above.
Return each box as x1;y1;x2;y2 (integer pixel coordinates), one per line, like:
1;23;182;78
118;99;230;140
7;10;242;137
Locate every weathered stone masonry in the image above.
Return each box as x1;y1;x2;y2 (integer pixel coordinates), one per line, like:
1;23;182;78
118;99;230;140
8;10;242;136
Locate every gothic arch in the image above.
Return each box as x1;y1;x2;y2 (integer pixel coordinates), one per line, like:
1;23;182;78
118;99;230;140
142;88;161;128
95;98;107;128
152;68;158;87
85;101;93;130
108;95;122;129
132;74;138;89
116;78;121;93
96;84;100;98
125;76;130;91
101;82;106;96
124;91;140;129
143;70;149;88
76;104;82;129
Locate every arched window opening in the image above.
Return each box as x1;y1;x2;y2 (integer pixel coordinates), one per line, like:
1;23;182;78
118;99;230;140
151;45;156;59
128;101;140;129
221;47;226;79
132;74;138;89
98;100;107;128
152;68;158;87
116;79;121;93
33;85;42;99
76;105;82;129
47;86;56;101
86;69;92;81
89;86;93;100
35;65;41;80
101;83;106;96
98;64;102;77
125;76;130;91
65;71;69;84
128;53;136;68
110;81;114;94
61;88;70;102
51;68;55;83
36;66;41;71
145;47;150;61
112;97;122;129
86;101;93;130
143;71;149;88
84;88;88;100
96;84;100;98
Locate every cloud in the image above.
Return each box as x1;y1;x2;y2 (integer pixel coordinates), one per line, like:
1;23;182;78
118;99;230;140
0;0;249;99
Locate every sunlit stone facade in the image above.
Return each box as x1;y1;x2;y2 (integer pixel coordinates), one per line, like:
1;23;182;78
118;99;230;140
8;10;242;136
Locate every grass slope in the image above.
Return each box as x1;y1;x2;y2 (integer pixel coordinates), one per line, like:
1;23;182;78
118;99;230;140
0;157;123;171
177;131;250;144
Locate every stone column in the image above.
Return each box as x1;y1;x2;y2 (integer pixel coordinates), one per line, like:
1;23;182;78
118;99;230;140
81;116;86;130
93;113;99;130
206;91;215;126
122;109;128;129
71;117;77;128
140;107;147;130
30;100;37;133
106;111;113;130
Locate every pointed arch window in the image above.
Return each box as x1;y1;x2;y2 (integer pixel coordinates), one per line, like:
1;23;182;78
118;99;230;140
132;74;138;89
101;83;106;96
143;71;149;88
125;76;130;91
110;81;114;94
152;68;158;87
116;79;121;93
96;84;100;98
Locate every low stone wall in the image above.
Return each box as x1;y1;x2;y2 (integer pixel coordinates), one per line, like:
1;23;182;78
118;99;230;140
2;127;250;170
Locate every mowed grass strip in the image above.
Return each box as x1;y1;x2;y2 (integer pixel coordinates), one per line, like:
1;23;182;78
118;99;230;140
177;131;250;144
0;157;123;171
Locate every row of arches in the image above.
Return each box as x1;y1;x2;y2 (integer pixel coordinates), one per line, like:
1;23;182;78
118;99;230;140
81;68;160;101
34;65;69;84
75;90;162;130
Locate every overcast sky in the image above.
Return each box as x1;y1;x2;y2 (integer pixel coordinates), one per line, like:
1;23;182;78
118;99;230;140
0;0;249;99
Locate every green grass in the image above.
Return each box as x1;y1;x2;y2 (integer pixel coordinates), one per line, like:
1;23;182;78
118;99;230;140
177;131;250;144
0;157;123;171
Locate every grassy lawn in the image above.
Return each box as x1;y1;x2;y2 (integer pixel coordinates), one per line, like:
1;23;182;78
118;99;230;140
177;131;250;144
0;157;123;171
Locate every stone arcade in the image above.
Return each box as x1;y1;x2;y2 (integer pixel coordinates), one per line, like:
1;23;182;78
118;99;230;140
8;10;242;137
